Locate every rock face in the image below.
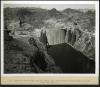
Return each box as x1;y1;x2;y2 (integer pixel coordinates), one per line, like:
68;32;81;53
74;33;95;60
65;24;95;60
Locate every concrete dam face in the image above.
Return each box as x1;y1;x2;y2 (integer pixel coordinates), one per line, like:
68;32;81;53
46;29;66;45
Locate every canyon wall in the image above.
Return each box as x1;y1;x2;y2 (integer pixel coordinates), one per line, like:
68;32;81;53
43;27;95;60
7;21;95;60
65;27;95;60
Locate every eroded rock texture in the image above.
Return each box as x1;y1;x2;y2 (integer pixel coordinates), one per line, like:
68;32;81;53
65;24;95;60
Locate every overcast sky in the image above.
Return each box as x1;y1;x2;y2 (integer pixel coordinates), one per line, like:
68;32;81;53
4;4;95;10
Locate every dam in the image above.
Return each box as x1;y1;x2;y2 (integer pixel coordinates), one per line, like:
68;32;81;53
39;28;95;60
46;29;66;45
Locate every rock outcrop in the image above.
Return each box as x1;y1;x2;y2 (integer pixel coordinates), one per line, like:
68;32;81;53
65;23;95;60
28;37;62;73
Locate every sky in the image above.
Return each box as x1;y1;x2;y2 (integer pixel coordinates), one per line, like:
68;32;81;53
4;4;95;10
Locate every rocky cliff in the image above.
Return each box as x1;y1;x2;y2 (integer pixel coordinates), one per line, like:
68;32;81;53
65;23;95;60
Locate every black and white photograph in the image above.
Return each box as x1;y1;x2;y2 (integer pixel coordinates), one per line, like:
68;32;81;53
2;2;97;74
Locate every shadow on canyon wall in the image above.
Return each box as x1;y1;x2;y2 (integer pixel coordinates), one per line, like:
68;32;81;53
48;43;95;73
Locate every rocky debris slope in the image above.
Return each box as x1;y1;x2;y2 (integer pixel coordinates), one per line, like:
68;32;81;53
4;30;62;73
73;32;95;60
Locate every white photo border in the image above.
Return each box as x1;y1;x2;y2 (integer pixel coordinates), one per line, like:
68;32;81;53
1;1;99;77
